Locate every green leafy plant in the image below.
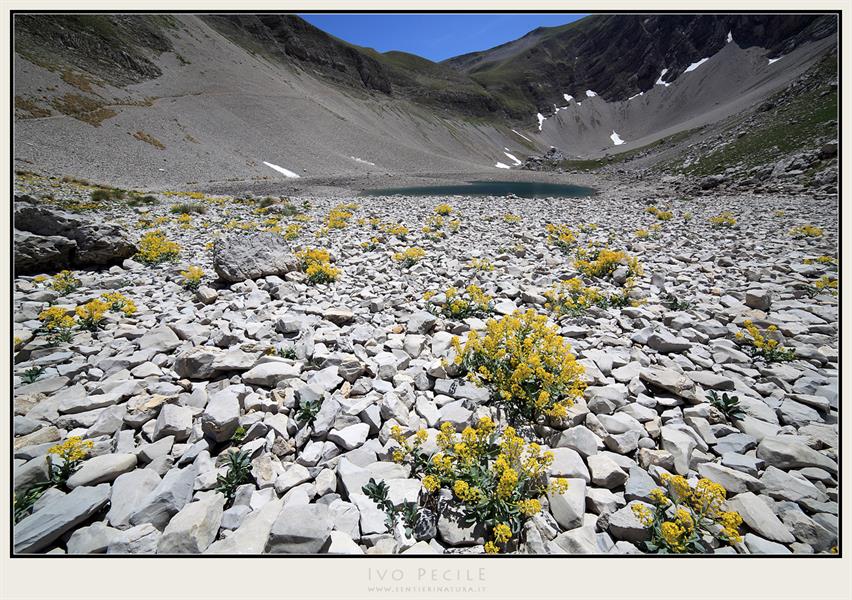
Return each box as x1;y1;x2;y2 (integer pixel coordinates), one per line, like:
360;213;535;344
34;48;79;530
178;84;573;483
216;449;253;503
21;366;45;384
277;347;297;360
91;187;126;202
663;292;692;311
707;390;745;421
170;202;206;215
14;483;51;523
296;399;321;425
362;478;398;531
362;478;422;536
230;425;247;444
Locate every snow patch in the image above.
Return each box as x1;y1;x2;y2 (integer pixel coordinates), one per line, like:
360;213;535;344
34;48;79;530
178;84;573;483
610;131;625;146
627;92;644;101
503;151;522;166
726;31;733;43
350;156;376;166
263;161;300;178
563;94;574;103
495;162;511;169
684;57;709;73
536;112;546;131
768;56;783;65
511;129;533;142
585;90;598;97
655;69;671;87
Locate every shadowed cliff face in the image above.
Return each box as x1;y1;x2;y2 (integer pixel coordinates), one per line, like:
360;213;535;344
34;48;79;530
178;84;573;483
14;15;174;85
202;14;393;94
444;14;837;115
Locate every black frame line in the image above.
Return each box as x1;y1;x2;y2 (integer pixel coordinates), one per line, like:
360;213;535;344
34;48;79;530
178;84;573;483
7;8;843;560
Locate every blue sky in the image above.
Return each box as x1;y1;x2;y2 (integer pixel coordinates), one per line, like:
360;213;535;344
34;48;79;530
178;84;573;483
299;14;587;61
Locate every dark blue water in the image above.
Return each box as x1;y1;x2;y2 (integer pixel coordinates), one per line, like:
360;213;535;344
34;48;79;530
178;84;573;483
364;180;595;199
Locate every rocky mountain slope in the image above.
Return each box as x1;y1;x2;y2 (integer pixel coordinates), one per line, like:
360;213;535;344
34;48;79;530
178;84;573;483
13;13;838;188
445;14;836;111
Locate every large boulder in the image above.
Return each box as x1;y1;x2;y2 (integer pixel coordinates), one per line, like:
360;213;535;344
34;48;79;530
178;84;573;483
14;229;76;274
213;232;298;282
14;196;137;274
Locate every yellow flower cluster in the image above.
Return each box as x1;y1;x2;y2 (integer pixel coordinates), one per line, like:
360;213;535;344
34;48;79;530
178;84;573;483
452;310;586;422
50;270;81;294
789;224;823;238
390;424;428;465
426;284;493;319
635;224;662;239
164;190;205;200
574;246;643;283
803;255;836;265
737;320;795;362
392;247;426;267
469;258;494;272
492;523;512;544
435;203;453;215
422;474;440;492
295;247;340;283
295;247;331;269
385;224;409;240
360;236;382;251
646;206;673;221
544;278;606;317
709;211;737;228
544;223;576;252
48;436;93;463
101;291;137;315
179;266;205;290
632;503;654;526
75;299;109;330
718;511;744;543
393;418;562;554
422;215;447;239
638;474;744;553
325;203;357;230
503;213;521;224
39;306;76;332
814;275;838;294
660;508;695;552
137;230;180;264
283;223;302;240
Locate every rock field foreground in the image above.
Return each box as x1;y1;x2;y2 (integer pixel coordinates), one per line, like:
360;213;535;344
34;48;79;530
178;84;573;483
12;175;839;555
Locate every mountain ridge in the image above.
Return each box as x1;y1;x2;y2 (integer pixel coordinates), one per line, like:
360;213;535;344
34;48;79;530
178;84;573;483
12;13;838;188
